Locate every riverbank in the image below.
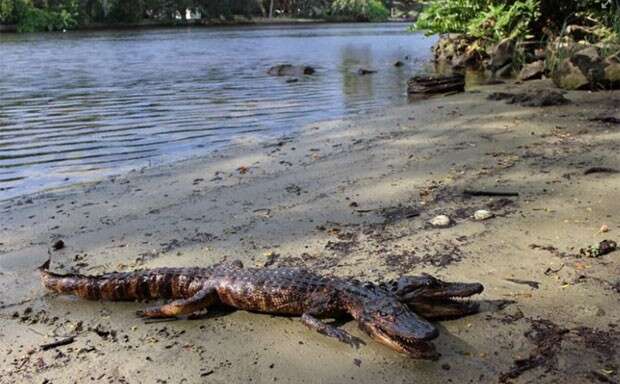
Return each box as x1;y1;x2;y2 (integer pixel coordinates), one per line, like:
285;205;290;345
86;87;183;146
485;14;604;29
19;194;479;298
1;79;619;383
0;17;331;33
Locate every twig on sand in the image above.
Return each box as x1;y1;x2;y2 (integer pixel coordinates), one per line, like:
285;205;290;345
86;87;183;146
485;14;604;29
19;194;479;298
463;190;519;197
583;167;619;175
40;336;75;351
591;116;620;124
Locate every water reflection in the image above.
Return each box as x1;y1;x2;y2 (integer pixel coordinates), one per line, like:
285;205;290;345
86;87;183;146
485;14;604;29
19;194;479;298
0;23;437;199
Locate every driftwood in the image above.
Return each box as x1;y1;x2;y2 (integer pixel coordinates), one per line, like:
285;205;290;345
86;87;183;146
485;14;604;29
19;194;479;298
407;74;465;95
40;336;75;351
584;167;619;175
463;189;519;197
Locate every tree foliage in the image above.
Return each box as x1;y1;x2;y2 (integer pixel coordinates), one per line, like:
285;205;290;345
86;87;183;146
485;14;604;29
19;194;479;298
330;0;389;21
414;0;619;42
0;0;392;31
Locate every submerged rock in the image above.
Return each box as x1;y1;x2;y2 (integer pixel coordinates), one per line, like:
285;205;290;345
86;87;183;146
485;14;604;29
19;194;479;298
430;215;451;228
358;68;377;75
267;64;315;77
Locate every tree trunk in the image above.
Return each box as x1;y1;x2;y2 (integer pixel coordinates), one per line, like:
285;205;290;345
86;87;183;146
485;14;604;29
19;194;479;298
268;0;274;18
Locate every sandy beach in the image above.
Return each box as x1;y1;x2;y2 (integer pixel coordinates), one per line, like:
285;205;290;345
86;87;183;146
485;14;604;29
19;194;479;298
1;79;619;383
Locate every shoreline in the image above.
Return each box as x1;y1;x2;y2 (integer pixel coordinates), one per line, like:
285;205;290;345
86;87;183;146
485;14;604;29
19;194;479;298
1;79;619;383
0;18;413;34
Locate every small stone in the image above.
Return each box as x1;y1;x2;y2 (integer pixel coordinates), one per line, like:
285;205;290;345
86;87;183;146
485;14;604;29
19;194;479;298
430;215;451;227
600;224;609;233
473;210;494;221
52;239;65;251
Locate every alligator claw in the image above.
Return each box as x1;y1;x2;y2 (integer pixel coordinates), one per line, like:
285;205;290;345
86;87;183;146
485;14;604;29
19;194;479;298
331;329;365;349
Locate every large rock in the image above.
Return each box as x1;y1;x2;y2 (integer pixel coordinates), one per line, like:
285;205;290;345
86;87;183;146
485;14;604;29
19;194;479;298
548;39;620;90
267;64;315;77
488;38;515;71
519;60;545;81
433;34;484;70
553;59;590;90
604;57;620;85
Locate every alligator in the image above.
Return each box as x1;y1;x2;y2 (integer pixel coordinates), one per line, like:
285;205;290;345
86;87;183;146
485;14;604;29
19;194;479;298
39;259;483;359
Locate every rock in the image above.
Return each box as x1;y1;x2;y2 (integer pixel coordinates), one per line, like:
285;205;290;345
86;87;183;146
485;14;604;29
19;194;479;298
487;89;570;107
267;64;315;76
52;239;65;251
433;34;485;70
488;38;514;71
604;57;620;84
473;210;494;221
430;215;451;228
407;74;465;95
519;60;545;81
548;39;620;90
600;224;609;233
495;63;513;78
552;58;590;90
285;78;299;83
394;61;405;67
358;68;377;75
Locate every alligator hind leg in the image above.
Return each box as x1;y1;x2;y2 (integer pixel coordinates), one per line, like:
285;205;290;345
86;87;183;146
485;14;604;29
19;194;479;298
137;288;217;318
301;313;364;348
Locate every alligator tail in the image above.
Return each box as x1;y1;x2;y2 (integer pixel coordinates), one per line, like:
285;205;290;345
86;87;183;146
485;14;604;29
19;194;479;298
38;256;154;301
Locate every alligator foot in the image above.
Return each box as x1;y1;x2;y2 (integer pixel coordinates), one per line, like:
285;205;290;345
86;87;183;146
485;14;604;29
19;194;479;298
136;288;217;318
301;313;365;348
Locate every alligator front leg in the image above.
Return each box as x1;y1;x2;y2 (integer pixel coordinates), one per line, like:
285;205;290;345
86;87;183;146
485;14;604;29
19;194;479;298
137;288;217;318
301;313;364;348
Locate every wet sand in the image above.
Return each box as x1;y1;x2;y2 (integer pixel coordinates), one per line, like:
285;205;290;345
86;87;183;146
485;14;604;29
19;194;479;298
1;79;619;383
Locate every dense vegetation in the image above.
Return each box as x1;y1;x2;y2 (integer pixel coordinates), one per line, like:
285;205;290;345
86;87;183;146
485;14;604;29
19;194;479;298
414;0;620;42
0;0;396;32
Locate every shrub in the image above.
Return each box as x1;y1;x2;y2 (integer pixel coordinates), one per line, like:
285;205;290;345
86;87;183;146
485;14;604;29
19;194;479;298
331;0;390;22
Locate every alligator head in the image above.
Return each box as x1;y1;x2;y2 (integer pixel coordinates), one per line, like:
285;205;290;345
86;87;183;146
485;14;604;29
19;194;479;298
381;274;484;320
346;282;440;359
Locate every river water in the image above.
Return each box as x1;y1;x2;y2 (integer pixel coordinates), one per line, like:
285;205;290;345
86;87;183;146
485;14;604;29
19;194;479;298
0;23;436;199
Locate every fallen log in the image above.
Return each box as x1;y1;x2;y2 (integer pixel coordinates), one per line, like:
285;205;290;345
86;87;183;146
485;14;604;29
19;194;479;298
463;189;519;197
407;74;465;95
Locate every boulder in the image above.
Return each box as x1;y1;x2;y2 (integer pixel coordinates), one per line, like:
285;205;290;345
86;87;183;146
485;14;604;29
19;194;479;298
267;64;315;76
552;59;590;90
548;40;620;90
604;57;620;84
433;34;485;70
519;60;545;81
488;38;514;71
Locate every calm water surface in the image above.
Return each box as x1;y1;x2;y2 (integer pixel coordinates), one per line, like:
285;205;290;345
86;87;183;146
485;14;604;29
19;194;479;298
0;23;436;199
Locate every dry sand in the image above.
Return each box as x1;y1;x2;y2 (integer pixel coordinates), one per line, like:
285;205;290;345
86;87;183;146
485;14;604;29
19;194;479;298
0;80;619;383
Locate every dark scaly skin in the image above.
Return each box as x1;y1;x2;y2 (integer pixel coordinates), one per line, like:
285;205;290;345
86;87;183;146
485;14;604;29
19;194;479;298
39;259;483;359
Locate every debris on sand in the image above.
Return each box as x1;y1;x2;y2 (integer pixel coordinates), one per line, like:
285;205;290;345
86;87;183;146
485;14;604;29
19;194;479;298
463;189;519;197
430;215;451;228
380;205;420;224
473;209;494;221
40;336;75;351
488;89;570;107
579;240;617;258
499;319;568;382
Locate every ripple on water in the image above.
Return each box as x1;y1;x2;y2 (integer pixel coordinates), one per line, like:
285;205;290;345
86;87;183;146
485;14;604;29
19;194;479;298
0;23;437;199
